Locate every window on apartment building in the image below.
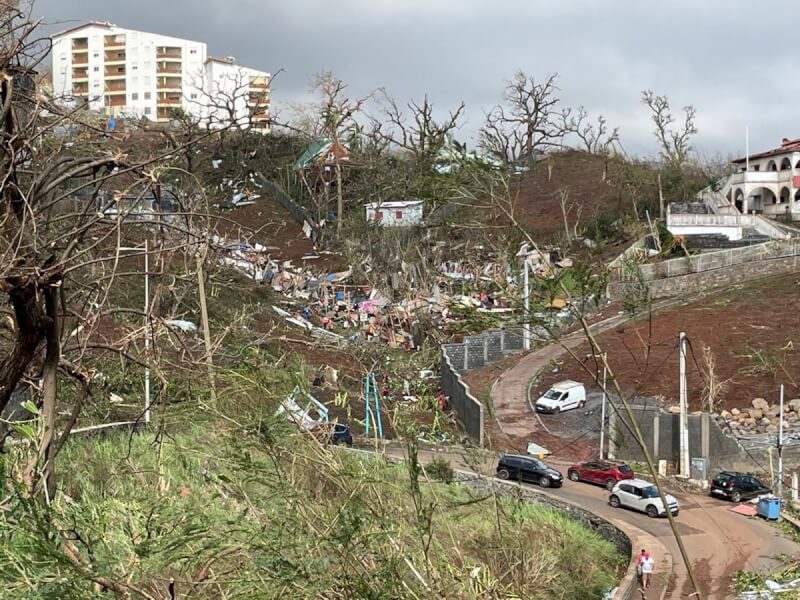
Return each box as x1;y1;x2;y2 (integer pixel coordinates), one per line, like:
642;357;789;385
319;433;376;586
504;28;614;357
395;211;403;220
116;67;124;73
144;107;151;115
190;48;197;54
131;65;138;70
131;93;138;100
376;211;383;221
753;164;760;171
93;52;99;58
60;54;66;61
190;93;197;99
93;66;99;72
144;92;151;100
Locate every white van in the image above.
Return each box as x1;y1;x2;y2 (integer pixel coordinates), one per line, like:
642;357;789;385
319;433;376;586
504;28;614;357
534;380;586;414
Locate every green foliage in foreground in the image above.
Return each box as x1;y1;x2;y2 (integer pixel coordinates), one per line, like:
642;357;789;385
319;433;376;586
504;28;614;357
1;421;623;599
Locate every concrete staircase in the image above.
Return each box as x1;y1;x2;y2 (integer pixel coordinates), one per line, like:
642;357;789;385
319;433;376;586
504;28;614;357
696;178;793;240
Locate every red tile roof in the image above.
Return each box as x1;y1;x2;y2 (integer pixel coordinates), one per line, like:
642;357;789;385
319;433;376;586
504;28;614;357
732;137;800;164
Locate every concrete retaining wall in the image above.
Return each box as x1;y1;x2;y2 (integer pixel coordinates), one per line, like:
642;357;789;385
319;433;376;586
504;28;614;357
608;255;800;300
609;402;748;475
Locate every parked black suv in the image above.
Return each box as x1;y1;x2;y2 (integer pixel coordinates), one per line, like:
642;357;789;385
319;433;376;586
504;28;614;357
496;454;563;488
710;471;771;502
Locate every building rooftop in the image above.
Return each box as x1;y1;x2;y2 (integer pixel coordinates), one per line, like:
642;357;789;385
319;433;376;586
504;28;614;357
52;21;115;38
732;137;800;164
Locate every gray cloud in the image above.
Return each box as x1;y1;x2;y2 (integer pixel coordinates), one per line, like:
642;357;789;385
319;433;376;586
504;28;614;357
33;0;800;159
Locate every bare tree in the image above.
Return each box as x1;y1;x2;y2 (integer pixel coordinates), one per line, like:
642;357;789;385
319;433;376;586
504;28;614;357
569;106;619;155
372;92;465;162
641;90;697;168
480;71;573;165
311;71;374;232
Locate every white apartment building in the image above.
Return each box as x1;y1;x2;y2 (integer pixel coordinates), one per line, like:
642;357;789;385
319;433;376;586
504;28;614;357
51;22;270;133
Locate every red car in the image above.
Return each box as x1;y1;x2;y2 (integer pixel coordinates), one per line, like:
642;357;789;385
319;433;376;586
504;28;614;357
567;460;634;490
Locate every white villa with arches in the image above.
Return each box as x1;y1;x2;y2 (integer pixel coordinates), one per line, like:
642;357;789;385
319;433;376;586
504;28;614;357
729;137;800;217
667;138;800;244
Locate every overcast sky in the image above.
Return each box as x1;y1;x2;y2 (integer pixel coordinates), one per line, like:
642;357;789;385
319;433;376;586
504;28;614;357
33;0;800;159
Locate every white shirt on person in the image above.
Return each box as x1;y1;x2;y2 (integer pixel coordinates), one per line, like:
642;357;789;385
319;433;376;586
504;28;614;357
641;557;655;574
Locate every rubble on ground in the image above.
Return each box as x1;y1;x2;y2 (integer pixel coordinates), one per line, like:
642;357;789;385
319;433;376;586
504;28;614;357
212;233;583;350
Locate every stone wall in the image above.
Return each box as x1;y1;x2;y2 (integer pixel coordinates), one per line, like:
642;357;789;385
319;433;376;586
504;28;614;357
608;255;800;300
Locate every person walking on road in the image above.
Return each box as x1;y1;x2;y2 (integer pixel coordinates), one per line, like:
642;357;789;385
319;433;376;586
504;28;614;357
640;551;655;590
636;549;646;585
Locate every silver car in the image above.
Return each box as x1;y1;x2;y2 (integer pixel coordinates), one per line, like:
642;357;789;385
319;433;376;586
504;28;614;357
609;479;679;518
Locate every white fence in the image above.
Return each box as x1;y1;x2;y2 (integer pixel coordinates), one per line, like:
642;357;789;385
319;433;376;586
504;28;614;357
612;240;800;282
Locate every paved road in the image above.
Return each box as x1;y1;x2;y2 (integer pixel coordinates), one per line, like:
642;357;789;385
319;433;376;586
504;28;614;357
387;446;798;599
492;309;631;441
487;301;800;598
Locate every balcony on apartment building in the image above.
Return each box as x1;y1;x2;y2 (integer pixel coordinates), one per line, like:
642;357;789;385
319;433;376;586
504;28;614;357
104;95;126;108
156;47;182;60
156;93;182;107
156;77;182;91
72;52;89;66
71;83;89;96
247;92;269;107
156;63;182;75
71;38;89;50
104;65;127;79
104;34;126;49
72;68;89;82
156;106;176;121
104;50;127;65
249;77;269;90
104;80;127;94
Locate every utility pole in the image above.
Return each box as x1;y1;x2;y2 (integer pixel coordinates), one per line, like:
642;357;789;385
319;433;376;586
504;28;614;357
144;239;151;424
599;352;608;459
679;331;689;477
523;255;530;351
778;384;784;498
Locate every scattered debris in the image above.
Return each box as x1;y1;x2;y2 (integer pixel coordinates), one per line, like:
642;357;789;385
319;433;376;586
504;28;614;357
526;441;551;457
164;319;198;333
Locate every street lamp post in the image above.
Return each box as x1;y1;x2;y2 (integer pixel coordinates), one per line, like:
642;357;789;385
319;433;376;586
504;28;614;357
516;243;531;351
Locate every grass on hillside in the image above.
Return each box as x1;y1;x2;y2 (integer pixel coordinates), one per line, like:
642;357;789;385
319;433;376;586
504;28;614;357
1;415;624;599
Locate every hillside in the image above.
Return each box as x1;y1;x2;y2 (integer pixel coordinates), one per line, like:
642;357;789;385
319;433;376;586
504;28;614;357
470;150;657;245
535;273;800;413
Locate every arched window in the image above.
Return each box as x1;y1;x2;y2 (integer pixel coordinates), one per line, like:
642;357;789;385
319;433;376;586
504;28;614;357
781;157;792;170
780;187;791;204
768;160;778;171
795;190;800;203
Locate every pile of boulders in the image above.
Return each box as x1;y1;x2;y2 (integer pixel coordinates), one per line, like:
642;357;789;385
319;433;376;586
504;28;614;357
715;397;800;435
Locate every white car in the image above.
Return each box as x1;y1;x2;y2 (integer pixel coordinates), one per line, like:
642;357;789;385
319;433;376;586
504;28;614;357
608;479;679;518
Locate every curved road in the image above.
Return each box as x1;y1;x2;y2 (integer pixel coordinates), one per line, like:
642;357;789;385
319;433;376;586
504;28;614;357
386;446;797;599
486;306;800;597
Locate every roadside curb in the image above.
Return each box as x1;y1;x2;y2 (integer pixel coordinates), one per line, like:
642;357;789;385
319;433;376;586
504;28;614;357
466;471;674;600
